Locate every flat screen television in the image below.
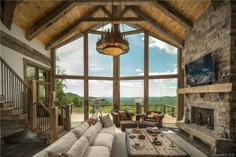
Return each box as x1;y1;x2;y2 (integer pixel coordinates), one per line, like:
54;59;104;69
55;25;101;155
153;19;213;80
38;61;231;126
185;53;215;86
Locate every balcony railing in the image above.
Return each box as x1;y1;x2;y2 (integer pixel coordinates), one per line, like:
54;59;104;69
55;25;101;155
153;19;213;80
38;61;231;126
72;104;176;117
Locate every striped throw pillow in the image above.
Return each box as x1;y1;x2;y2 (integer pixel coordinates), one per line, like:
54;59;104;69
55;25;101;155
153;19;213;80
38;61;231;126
99;114;113;128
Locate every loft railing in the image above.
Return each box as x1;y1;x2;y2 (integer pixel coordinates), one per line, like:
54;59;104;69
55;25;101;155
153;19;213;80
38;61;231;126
0;57;31;115
54;101;71;130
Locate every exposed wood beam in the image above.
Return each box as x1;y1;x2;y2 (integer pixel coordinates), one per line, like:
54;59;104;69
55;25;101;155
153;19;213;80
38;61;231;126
153;1;193;30
16;0;24;6
1;0;17;30
53;24;100;49
101;6;112;17
84;17;145;23
26;1;76;41
122;29;143;35
0;30;51;66
133;24;183;48
68;0;155;5
45;6;102;50
129;6;183;48
119;7;131;17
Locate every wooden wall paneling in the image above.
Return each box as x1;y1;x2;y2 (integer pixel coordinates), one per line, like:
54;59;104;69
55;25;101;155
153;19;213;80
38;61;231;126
144;31;149;112
45;6;102;50
26;1;76;40
1;0;17;30
84;32;89;120
0;31;51;66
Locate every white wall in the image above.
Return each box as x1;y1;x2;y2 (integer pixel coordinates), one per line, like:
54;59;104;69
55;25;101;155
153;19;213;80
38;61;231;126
0;22;51;80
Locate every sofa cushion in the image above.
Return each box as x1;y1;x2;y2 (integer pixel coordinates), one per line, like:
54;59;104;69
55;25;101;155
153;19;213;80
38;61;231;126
33;151;49;157
83;126;97;144
99;125;116;135
45;132;77;154
83;146;110;157
91;133;114;151
99;114;113;128
47;152;71;157
72;122;90;139
67;136;89;157
94;120;103;131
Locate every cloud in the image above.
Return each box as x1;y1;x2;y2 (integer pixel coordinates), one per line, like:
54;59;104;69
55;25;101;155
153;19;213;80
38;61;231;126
90;67;105;71
149;36;177;55
136;68;143;73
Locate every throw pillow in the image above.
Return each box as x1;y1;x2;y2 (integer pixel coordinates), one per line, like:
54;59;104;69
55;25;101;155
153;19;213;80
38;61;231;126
87;117;98;126
67;136;89;157
47;152;71;157
99;114;113;128
72;122;89;139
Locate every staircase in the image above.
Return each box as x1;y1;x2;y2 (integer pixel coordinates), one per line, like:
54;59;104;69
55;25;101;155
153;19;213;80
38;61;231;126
0;95;29;142
0;57;70;144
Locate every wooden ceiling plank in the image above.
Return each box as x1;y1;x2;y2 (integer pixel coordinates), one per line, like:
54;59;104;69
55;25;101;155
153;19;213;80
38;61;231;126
26;1;76;41
45;6;102;50
101;6;112;18
84;17;145;23
130;6;183;47
1;0;17;30
153;1;193;30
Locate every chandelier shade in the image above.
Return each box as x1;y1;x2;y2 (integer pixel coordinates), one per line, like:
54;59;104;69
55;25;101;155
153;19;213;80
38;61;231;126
96;25;129;56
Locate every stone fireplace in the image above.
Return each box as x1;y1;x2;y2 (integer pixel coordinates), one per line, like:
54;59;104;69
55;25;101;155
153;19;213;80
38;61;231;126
176;1;236;154
191;107;214;129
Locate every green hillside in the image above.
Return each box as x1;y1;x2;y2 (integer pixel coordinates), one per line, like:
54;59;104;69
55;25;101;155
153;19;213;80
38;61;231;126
62;93;176;106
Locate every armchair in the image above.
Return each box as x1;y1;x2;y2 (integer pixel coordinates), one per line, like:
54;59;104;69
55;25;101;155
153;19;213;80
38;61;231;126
141;111;164;128
111;109;134;127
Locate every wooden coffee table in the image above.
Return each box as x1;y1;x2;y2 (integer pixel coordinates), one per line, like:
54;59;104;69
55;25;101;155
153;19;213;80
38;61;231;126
125;128;189;157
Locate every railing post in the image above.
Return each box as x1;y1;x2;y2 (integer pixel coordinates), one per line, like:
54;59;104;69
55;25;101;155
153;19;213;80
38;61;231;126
49;91;56;107
50;107;58;144
163;105;166;114
65;105;71;130
172;107;174;117
30;80;37;129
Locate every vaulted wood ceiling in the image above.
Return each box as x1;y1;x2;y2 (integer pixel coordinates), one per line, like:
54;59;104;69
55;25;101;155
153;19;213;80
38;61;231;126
12;0;211;50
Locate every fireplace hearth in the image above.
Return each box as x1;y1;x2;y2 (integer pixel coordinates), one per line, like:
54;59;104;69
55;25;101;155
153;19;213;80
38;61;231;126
191;107;214;130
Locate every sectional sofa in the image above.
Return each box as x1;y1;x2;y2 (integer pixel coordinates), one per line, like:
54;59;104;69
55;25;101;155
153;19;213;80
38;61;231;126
33;120;117;157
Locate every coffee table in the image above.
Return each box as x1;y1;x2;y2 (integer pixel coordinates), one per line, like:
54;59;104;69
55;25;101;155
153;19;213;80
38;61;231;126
125;128;189;157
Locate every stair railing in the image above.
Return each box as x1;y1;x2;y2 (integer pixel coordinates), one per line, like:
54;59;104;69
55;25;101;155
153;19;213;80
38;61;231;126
35;101;50;134
54;101;71;130
0;57;31;115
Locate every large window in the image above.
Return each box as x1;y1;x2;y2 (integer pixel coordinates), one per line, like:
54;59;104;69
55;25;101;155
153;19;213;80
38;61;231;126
56;37;84;76
88;34;113;76
56;79;84;113
149;79;177;116
120;33;144;76
149;36;177;75
89;80;113;115
120;80;144;112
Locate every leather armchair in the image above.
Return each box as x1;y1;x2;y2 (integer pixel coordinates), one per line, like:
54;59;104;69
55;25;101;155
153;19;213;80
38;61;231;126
141;111;164;128
111;109;134;127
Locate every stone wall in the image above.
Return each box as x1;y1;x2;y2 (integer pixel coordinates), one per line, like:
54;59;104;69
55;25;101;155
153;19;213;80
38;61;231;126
182;1;235;140
230;1;236;139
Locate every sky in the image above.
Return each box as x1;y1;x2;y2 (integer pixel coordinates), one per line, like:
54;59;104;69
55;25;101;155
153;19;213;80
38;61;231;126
56;25;177;98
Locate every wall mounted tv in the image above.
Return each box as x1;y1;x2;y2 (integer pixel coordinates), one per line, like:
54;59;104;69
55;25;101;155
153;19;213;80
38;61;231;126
185;53;216;86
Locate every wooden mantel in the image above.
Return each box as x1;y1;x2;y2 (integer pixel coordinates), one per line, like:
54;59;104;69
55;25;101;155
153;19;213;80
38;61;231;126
177;83;233;94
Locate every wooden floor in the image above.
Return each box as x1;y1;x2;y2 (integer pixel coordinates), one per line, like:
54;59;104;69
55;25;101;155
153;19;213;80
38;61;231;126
1;124;209;157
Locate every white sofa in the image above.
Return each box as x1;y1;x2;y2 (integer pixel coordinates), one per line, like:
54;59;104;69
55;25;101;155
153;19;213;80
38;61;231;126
33;120;116;157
